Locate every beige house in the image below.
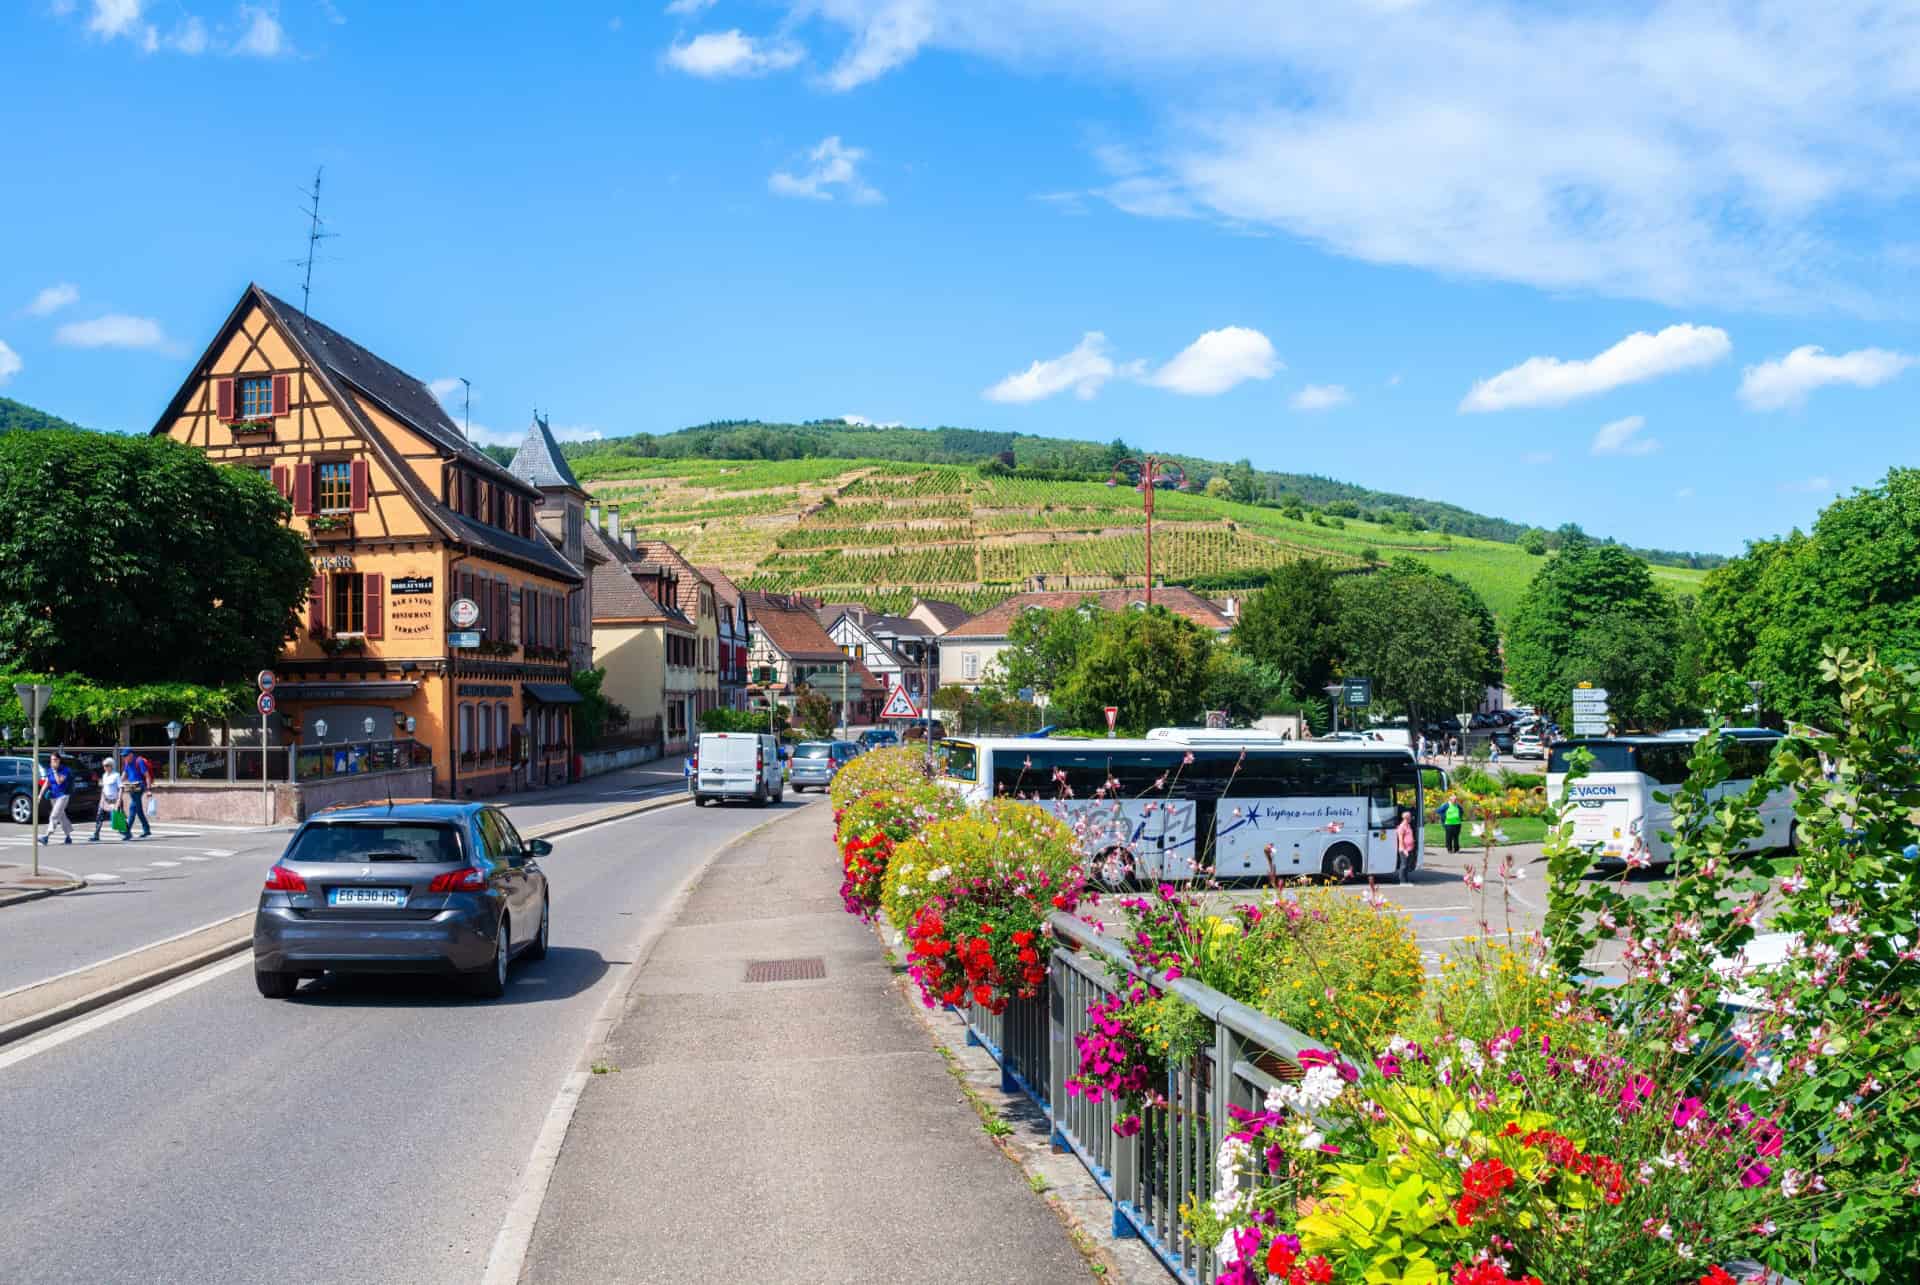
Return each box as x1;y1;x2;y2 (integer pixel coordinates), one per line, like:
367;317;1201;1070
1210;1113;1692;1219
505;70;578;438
586;515;698;752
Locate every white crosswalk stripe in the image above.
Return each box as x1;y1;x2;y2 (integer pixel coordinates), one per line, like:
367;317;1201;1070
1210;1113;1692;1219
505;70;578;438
148;860;181;868
82;872;123;882
180;856;211;863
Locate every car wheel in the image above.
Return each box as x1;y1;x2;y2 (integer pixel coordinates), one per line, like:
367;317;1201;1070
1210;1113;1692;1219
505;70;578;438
255;968;298;999
774;784;785;803
8;793;30;826
753;783;767;807
527;897;550;961
1785;820;1799;854
1321;843;1361;882
470;916;509;998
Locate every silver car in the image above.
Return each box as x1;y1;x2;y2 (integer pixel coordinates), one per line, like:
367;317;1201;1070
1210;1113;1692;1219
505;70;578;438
788;740;859;792
252;801;550;1000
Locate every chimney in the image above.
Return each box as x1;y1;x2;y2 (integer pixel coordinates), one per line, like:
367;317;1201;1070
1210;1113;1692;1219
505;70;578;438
589;501;601;531
625;528;638;552
606;505;621;545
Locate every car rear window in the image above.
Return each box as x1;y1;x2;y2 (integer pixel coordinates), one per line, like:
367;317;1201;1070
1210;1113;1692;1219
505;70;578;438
796;744;831;758
286;822;465;864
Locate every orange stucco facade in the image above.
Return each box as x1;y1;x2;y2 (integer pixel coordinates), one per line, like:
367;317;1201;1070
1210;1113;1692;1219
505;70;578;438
154;286;585;797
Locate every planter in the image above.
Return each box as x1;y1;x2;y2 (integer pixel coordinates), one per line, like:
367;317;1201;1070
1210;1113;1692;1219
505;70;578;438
308;515;353;538
229;419;276;437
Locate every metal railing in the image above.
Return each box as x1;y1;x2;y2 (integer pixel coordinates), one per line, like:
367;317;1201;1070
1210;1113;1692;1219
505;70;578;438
5;741;432;786
961;911;1334;1285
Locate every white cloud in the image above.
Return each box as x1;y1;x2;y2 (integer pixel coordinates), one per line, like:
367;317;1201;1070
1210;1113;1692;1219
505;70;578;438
1460;324;1730;412
86;0;142;38
428;377;464;401
24;284;79;317
1145;326;1279;396
549;424;603;443
1737;345;1915;411
1290;383;1349;411
231;6;288;57
52;314;171;350
768;136;883;204
984;332;1128;403
841;414;905;428
822;0;933;91
1589;414;1659;457
168;15;208;53
666;29;803;77
0;340;21;385
776;1;1920;308
1780;476;1835;494
664;0;715;13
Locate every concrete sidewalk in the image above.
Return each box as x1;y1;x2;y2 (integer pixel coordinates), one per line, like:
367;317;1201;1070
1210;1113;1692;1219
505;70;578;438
523;802;1096;1284
0;861;84;908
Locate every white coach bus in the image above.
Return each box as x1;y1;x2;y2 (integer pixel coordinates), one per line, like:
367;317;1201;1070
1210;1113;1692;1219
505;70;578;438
1547;727;1794;867
935;731;1428;882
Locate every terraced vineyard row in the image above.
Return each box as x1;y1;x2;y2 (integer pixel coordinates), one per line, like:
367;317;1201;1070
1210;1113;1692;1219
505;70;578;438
776;523;975;550
805;498;972;523
756;544;980;585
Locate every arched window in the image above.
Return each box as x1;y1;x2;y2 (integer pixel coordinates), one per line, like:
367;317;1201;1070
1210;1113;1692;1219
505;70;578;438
497;704;510;755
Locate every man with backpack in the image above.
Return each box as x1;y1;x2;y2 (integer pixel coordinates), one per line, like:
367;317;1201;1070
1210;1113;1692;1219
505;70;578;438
120;748;155;840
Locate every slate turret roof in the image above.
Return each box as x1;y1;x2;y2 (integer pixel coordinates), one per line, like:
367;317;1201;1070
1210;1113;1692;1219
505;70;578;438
508;413;583;493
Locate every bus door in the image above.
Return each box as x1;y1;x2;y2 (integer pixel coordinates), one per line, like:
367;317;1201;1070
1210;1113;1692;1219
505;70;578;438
1365;759;1406;874
1383;760;1424;868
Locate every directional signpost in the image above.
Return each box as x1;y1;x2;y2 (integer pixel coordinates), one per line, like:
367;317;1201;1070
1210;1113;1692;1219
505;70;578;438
1571;684;1610;737
13;682;51;872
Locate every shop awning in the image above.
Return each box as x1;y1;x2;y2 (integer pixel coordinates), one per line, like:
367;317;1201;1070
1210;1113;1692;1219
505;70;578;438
276;681;419;700
524;683;584;705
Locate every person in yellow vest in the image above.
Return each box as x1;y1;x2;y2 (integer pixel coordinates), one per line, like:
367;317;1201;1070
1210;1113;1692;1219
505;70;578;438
1441;797;1464;853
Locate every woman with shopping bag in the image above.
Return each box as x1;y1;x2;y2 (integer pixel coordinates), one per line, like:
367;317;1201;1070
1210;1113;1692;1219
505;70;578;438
90;757;125;841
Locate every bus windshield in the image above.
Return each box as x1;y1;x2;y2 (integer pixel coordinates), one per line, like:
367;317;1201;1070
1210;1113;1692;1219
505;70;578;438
937;740;978;782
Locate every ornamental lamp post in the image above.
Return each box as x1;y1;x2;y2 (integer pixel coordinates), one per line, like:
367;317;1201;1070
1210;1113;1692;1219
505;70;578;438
1107;455;1185;607
1323;682;1343;738
165;720;182;784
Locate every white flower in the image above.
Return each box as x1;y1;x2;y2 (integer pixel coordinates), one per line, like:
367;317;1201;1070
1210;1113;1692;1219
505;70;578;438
1656;1222;1674;1241
1209;1187;1247;1219
1214;1228;1243;1266
1827;912;1860;935
1216;1137;1251;1181
1779;870;1807;894
1676;1243;1694;1261
1780;1169;1804;1198
1275;1064;1346;1115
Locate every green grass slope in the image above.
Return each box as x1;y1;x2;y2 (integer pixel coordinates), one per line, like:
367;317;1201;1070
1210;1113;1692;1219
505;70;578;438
577;457;1706;619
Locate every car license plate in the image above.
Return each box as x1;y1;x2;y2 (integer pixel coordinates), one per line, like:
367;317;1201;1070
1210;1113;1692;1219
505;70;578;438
328;887;407;908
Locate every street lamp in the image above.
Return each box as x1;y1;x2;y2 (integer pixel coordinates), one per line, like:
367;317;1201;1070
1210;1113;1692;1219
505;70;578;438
314;719;329;742
364;715;376;738
165;719;182;784
1107;455;1186;607
1323;682;1343;738
1748;679;1765;728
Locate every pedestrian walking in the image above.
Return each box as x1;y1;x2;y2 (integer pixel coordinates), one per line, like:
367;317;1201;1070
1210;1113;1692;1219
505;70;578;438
38;751;74;845
1441;797;1464;853
121;748;155;840
1489;740;1502;768
90;756;124;841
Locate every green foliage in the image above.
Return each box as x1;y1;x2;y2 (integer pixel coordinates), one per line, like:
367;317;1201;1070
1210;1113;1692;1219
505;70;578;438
0;670;247;739
1050;605;1214;734
991;602;1099;699
880;800;1079;928
1696;468;1920;725
828;744;931;811
1200;648;1292;724
792;684;835;738
1517;527;1549;555
699;705;784;734
1505;540;1685;723
569;667;628;748
1338;562;1497;725
1230;557;1345;698
0;430;311;684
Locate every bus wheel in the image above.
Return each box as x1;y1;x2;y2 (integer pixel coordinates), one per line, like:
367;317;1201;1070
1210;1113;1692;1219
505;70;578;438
1786;820;1799;854
1096;846;1138;890
1322;843;1361;882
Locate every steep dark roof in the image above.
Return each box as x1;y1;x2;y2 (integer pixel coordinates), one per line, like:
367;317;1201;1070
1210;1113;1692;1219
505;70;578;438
254;289;530;496
868;614;933;639
585;523;690;627
508;414;582;493
914;598;972;631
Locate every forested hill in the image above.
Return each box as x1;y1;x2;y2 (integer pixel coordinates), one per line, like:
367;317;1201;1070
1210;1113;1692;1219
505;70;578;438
559;419;1723;570
0;398;89;435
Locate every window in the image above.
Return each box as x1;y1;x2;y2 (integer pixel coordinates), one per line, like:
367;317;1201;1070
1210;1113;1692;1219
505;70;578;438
317;461;353;513
330;572;364;634
255;466;274;485
477;704;491;754
496;704;510;756
962;650;979;679
238;376;273;419
459;704;473;754
285;822;464;864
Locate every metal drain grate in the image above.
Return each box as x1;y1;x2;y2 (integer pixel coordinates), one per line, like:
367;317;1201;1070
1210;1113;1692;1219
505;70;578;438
744;957;826;983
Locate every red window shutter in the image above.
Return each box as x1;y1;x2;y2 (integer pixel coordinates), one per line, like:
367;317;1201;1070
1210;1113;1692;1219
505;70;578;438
350;459;369;511
308;574;325;634
501;582;511;642
271;374;290;417
216;378;234;422
271;465;288;499
363;573;384;639
294;462;315;516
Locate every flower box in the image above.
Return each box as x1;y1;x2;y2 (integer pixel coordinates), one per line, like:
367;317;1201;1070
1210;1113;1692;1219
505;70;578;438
228;419;276;437
308;514;353;538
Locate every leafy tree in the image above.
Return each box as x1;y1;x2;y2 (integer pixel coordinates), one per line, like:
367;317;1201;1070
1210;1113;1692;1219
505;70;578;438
700;705;785;735
1051;605;1214;734
1230;558;1344;699
1200;649;1292;725
0;430;310;684
1203;475;1232;499
1323;500;1359;518
1518;528;1549;555
571;667;631;747
792;684;835;738
1337;568;1488;728
1225;458;1259;504
990;602;1099;700
1554;608;1692;730
1695;469;1920;725
1505;540;1676;719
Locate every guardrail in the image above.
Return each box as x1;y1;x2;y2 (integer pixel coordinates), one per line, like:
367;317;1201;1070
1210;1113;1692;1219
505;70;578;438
961;911;1335;1285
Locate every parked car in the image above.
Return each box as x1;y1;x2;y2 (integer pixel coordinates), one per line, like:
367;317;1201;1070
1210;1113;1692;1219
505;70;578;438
251;801;550;999
2;754;103;825
858;728;900;750
1513;730;1545;760
788;740;860;791
900;718;947;742
690;731;784;805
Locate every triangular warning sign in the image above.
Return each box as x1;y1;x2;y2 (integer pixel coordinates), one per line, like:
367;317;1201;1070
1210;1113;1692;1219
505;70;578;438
880;685;922;719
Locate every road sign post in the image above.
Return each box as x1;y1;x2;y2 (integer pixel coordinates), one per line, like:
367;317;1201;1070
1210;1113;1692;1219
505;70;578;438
1104;705;1118;738
880;686;922;720
13;683;51;875
1570;683;1609;737
257;673;276;826
1343;677;1372;708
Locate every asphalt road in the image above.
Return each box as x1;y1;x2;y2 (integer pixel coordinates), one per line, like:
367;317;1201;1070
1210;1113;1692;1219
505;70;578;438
0;792;816;1285
0;763;689;997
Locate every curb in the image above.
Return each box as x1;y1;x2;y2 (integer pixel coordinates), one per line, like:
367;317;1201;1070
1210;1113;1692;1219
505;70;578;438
0;793;691;1051
0;863;88;909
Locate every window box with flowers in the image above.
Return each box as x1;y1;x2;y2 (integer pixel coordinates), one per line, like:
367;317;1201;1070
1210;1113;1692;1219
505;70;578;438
229;419;276;437
308;513;353;537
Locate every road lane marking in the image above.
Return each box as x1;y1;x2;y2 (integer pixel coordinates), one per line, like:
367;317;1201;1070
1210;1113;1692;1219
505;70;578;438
202;848;236;857
148;861;181;868
180;856;211;862
0;952;252;1074
81;873;123;882
115;867;150;874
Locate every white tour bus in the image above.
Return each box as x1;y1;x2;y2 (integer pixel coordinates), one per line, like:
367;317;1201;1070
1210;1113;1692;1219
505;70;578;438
1547;728;1793;866
935;731;1428;882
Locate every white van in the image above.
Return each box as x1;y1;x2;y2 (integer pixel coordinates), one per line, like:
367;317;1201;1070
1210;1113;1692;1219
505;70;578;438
691;732;784;806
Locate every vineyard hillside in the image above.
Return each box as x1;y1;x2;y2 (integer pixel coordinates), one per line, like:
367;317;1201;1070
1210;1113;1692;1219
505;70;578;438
577;457;1707;620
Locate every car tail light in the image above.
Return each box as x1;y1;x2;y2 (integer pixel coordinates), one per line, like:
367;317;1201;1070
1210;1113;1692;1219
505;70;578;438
429;867;488;893
264;865;307;892
757;748;765;773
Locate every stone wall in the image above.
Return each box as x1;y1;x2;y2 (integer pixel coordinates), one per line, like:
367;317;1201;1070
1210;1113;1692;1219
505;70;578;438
153;766;437;825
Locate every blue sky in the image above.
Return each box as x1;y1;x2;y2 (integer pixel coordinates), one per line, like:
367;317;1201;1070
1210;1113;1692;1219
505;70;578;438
4;1;1918;555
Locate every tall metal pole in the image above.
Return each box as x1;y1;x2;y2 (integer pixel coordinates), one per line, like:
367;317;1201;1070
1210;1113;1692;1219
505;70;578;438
1144;461;1156;608
29;717;40;876
840;659;848;740
263;708;272;826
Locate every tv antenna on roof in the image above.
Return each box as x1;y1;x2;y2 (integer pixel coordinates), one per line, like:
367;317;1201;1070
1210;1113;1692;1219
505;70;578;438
459;378;472;439
292;166;337;327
